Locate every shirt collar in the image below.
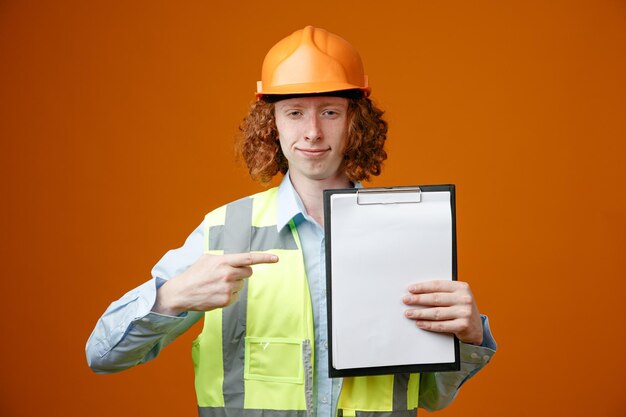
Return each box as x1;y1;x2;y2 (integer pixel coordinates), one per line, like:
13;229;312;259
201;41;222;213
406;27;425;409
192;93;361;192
276;171;361;231
276;172;305;231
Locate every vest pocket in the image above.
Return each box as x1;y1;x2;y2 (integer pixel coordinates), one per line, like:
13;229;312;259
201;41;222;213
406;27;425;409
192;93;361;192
244;337;304;384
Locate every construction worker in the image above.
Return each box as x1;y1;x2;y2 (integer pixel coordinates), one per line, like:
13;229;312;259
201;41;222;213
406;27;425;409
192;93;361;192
86;26;496;416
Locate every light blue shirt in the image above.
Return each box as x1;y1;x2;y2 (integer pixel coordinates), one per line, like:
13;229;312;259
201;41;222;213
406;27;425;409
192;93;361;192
86;173;497;414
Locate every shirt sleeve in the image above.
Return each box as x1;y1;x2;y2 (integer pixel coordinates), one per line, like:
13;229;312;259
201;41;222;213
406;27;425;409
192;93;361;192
418;315;497;411
85;221;206;373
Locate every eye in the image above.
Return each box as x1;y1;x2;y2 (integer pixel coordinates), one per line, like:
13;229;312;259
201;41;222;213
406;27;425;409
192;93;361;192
322;109;342;118
286;110;303;118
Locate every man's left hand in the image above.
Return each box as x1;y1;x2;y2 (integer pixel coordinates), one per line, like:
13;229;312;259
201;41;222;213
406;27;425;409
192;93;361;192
402;280;483;345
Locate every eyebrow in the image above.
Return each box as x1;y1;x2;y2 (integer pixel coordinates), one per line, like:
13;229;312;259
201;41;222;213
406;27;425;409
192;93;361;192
276;100;348;109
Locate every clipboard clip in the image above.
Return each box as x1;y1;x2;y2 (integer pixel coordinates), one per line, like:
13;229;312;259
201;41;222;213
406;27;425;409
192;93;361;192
356;187;422;205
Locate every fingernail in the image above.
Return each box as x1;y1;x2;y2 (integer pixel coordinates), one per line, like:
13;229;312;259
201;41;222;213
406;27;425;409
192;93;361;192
402;295;411;303
271;255;278;262
405;310;414;318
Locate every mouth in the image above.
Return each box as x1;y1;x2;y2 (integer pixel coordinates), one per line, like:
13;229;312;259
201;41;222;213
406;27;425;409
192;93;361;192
296;148;330;158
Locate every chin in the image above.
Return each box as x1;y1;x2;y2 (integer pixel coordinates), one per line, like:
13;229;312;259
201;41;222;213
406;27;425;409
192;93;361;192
308;170;343;182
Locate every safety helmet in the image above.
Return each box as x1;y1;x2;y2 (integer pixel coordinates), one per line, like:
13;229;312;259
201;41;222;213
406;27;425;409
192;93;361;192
256;26;370;99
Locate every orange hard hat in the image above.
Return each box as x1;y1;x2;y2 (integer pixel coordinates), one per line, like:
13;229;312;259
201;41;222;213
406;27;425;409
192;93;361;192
256;26;370;99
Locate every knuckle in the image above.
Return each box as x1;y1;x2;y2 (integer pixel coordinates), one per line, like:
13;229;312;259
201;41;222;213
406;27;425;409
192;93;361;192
461;294;473;305
417;321;430;330
216;262;229;275
460;305;472;318
217;282;229;295
459;318;470;330
216;294;230;307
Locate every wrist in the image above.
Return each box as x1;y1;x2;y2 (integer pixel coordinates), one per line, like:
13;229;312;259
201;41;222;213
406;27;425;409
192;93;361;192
153;280;184;316
459;324;484;346
464;334;484;346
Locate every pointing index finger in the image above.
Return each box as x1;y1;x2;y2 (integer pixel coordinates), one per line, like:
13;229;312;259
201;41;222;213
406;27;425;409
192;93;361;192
226;252;279;268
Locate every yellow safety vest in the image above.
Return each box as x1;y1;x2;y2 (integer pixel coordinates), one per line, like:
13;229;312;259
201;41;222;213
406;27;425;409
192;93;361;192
193;187;420;417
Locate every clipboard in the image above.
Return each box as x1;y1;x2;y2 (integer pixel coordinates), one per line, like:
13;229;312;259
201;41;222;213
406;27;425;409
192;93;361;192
323;185;460;378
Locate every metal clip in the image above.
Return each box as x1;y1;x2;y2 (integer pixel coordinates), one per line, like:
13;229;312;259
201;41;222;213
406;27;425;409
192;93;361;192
356;186;422;205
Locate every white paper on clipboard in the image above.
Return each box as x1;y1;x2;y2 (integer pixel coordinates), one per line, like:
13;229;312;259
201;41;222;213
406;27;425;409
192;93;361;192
328;188;456;371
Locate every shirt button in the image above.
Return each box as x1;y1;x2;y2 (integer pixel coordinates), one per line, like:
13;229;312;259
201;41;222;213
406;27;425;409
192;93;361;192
483;355;490;362
470;352;479;359
321;396;328;404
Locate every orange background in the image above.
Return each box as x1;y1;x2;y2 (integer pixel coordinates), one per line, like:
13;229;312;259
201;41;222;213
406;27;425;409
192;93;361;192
1;1;625;416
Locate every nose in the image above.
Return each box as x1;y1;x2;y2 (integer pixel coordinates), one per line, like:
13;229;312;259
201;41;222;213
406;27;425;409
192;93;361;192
304;114;322;143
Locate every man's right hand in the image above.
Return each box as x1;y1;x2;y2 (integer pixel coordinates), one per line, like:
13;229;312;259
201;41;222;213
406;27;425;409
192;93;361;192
153;252;279;316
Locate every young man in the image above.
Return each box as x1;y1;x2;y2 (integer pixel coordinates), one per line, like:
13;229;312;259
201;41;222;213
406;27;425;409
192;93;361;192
87;26;496;416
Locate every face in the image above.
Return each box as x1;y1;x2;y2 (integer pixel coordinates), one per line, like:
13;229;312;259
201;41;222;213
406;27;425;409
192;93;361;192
274;96;349;183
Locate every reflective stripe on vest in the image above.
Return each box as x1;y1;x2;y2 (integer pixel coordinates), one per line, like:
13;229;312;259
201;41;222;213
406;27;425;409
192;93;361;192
193;187;419;417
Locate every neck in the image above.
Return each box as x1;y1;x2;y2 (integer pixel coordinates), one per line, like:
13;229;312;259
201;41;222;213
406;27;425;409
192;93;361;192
289;171;351;227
